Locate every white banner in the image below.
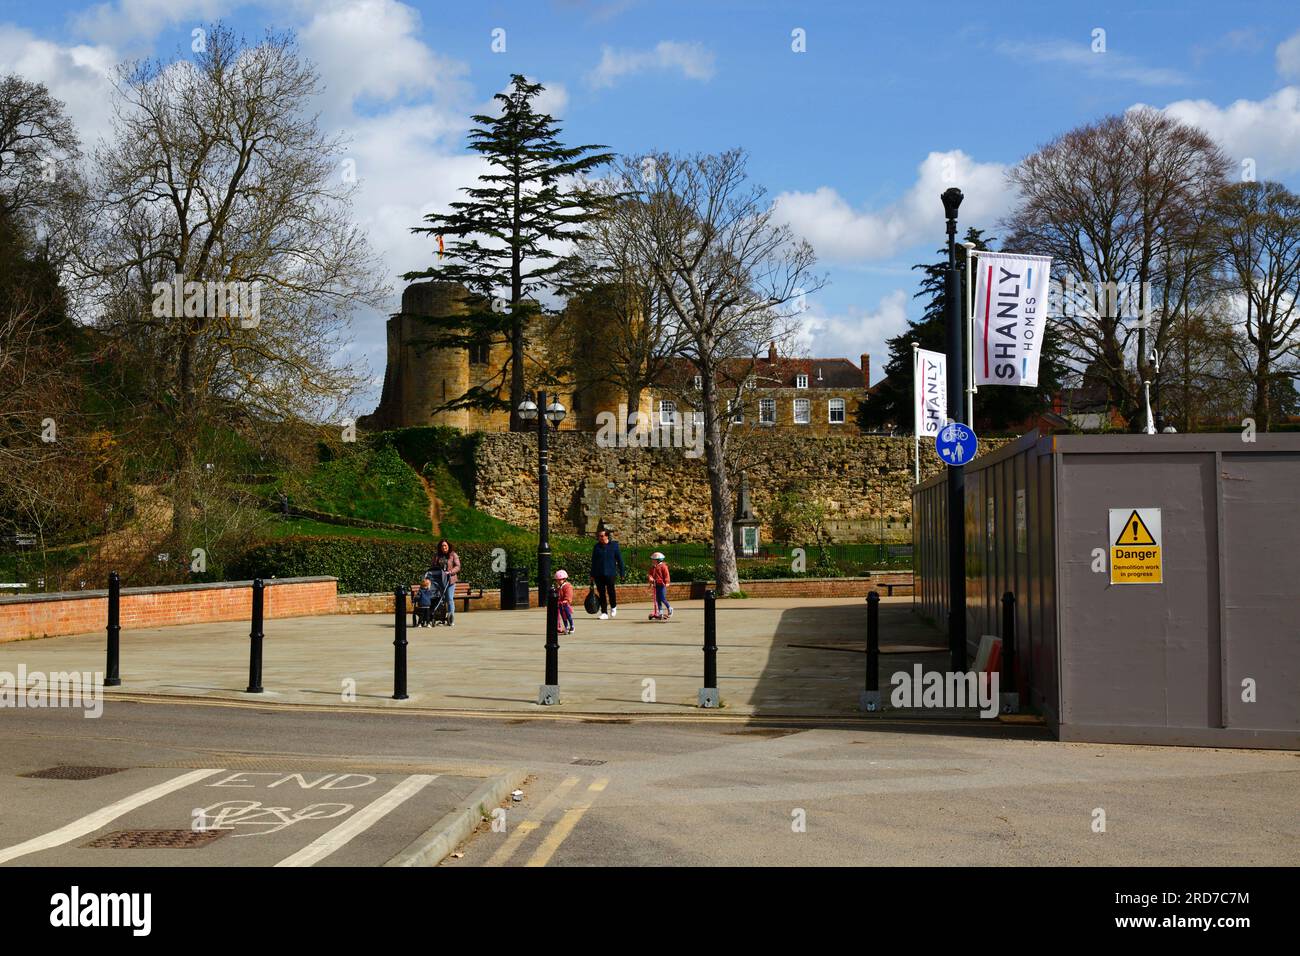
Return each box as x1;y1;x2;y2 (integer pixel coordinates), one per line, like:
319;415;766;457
914;347;947;436
973;251;1052;387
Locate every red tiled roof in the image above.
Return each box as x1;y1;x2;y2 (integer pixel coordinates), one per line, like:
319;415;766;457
656;355;865;390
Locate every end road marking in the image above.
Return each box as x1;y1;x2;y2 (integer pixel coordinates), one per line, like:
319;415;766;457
0;768;225;865
274;774;438;867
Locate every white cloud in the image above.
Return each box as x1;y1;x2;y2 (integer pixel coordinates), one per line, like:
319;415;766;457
299;0;469;121
1144;86;1300;178
997;38;1188;87
773;151;1013;263
73;0;235;49
0;24;118;150
588;40;715;89
791;289;911;381
1277;30;1300;80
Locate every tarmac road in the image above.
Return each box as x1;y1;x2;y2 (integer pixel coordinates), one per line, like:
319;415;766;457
0;699;1295;867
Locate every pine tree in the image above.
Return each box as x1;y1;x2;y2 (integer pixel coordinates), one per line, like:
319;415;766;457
857;228;1066;434
405;75;614;431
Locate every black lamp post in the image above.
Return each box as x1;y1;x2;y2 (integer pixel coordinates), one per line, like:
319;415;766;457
518;391;566;593
941;187;968;671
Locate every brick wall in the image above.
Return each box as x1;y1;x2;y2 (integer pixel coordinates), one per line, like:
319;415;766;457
0;577;337;642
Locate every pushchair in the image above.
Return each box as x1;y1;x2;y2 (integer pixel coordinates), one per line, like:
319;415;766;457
417;569;453;627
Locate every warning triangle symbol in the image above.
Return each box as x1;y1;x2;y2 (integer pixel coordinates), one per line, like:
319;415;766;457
1115;510;1157;546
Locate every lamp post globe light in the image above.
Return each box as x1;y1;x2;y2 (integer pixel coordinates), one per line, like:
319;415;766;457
517;391;565;595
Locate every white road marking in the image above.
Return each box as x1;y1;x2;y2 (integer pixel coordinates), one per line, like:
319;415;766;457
0;768;225;864
274;774;438;867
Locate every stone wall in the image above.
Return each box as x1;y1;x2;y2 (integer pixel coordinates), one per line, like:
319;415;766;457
472;433;1010;545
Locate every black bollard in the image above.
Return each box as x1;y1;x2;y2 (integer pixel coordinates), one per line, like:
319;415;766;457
104;571;121;687
867;589;880;692
246;578;264;693
698;589;718;707
392;585;408;700
538;585;559;705
860;590;881;711
1001;591;1017;706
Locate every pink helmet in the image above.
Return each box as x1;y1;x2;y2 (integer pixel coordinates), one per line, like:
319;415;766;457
554;569;568;580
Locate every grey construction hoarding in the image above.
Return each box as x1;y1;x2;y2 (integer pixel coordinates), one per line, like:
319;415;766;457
913;431;1300;749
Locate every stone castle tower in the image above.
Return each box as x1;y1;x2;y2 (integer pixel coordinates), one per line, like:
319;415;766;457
362;280;624;432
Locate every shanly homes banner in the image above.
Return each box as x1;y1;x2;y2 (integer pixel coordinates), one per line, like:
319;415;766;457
913;347;947;436
972;251;1052;388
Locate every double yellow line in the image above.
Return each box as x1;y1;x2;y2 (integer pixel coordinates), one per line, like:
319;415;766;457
484;776;609;868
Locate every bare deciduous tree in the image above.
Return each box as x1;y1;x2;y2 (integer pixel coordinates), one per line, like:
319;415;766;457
72;25;388;552
614;149;824;594
1004;108;1231;427
1212;181;1300;430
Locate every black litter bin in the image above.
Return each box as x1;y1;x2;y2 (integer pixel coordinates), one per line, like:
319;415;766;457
500;568;531;610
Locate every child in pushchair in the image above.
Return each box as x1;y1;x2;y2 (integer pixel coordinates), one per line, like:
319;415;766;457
417;569;453;627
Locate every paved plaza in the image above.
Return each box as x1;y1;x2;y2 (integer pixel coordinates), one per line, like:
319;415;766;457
1;596;958;718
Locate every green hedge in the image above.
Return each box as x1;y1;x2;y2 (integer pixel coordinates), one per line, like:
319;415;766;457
230;536;868;593
231;537;602;594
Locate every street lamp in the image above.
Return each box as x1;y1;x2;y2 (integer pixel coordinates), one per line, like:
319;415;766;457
941;187;968;671
518;391;566;593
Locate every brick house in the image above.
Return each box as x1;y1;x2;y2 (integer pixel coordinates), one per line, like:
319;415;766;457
640;343;875;435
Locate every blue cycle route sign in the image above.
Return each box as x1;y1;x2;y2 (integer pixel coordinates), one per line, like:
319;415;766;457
935;422;978;466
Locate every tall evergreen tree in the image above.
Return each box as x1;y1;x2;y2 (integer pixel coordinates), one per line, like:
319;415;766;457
405;75;614;431
857;228;1066;434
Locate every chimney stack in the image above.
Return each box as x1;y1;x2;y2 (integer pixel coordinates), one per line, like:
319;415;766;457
860;353;871;389
768;341;778;364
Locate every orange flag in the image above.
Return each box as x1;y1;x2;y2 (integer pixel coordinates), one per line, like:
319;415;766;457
437;235;445;259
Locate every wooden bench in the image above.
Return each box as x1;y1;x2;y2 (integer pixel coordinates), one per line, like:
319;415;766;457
409;582;487;624
453;582;485;612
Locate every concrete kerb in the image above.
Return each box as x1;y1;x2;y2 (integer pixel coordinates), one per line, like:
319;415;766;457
384;767;529;867
100;690;1047;731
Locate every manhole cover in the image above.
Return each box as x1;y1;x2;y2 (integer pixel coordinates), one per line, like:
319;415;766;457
21;766;125;780
82;829;228;849
571;758;606;766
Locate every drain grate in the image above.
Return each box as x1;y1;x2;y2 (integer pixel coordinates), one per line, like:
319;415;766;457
21;766;125;781
82;829;228;849
571;758;606;766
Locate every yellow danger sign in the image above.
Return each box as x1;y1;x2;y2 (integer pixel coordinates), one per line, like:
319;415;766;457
1109;508;1162;585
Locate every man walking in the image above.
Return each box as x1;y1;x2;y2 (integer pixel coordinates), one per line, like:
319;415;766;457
589;527;625;619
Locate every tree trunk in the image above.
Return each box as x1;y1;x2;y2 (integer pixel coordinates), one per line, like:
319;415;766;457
700;373;739;594
626;385;643;431
170;336;196;547
1254;349;1272;432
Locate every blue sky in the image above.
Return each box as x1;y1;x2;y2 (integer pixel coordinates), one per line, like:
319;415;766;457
3;0;1299;410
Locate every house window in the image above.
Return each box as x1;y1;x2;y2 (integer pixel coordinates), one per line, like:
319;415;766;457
759;398;776;425
658;400;677;425
468;339;490;365
693;375;703;390
793;398;810;424
828;398;845;424
729;400;744;424
796;373;808;389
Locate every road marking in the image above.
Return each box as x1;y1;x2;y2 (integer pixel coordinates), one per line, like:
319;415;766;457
484;776;579;867
524;778;609;868
0;768;225;865
274;774;437;867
